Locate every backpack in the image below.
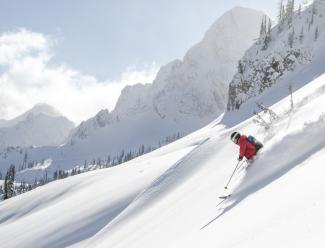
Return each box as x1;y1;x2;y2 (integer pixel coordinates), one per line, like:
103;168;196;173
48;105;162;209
246;135;263;152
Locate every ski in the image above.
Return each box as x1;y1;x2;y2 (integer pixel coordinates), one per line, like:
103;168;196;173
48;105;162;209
216;194;231;207
219;194;231;199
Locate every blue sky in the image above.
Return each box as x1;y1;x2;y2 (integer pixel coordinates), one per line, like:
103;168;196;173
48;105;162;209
0;0;281;80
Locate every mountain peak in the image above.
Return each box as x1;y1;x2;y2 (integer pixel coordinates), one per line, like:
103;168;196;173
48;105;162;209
228;6;260;12
0;103;69;129
215;6;265;23
28;103;61;117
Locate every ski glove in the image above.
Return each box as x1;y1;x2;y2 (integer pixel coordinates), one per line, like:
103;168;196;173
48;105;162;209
238;156;243;161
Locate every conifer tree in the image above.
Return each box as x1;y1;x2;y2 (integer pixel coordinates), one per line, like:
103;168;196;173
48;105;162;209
312;1;317;15
282;5;286;20
0;185;3;196
288;84;294;111
278;0;284;23
311;10;315;25
23;151;28;170
278;0;286;32
262;17;272;50
260;15;267;37
238;60;244;74
298;4;302;17
299;26;304;42
288;28;295;48
315;26;319;41
268;18;272;35
3;165;15;200
286;0;295;27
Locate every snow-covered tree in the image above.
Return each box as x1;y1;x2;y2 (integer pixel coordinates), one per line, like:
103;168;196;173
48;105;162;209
278;0;285;32
260;15;267;37
238;60;244;74
260;16;265;37
299;26;304;42
23;151;28;170
315;26;319;41
288;28;295;48
256;102;279;122
268;18;272;35
278;0;284;23
286;0;295;27
253;111;271;130
106;155;111;166
253;102;279;131
298;4;302;17
262;17;272;50
288;84;294;111
3;165;15;200
312;1;317;15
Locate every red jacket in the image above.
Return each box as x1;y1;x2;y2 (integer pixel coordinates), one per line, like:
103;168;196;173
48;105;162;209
237;135;256;160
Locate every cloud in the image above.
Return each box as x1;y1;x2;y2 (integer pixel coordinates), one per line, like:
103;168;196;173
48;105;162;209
0;28;49;65
0;29;159;124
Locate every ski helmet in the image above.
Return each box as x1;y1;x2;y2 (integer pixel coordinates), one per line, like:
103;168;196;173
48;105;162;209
230;132;240;143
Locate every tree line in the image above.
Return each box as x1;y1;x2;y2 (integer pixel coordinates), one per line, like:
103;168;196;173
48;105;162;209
0;132;183;200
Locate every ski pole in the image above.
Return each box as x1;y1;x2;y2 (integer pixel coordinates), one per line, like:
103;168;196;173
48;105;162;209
224;160;245;190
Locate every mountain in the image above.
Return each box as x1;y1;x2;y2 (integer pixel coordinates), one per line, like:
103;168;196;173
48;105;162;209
0;103;75;149
1;60;325;247
225;0;325;125
68;7;265;154
0;7;265;182
0;103;62;128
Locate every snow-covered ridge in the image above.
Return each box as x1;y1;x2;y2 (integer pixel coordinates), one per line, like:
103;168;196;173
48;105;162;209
68;7;264;147
0;103;74;149
227;0;325;111
0;103;62;128
119;6;265;120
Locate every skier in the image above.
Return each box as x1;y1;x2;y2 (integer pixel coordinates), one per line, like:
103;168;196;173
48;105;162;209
230;132;263;161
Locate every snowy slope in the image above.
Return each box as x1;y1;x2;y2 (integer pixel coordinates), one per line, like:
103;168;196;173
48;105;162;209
0;103;74;149
1;70;325;247
1;4;325;247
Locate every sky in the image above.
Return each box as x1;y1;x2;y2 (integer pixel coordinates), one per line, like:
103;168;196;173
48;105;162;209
0;0;308;124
